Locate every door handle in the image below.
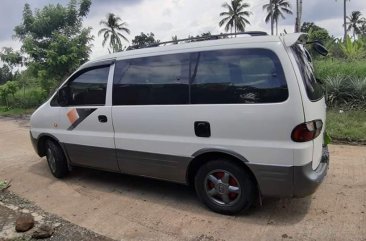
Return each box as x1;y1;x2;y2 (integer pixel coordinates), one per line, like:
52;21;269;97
98;115;108;123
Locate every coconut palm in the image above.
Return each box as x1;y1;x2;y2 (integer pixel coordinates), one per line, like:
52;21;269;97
346;11;364;39
98;13;130;53
263;0;293;35
219;0;252;36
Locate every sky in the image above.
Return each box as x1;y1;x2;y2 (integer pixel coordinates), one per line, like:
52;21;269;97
0;0;365;59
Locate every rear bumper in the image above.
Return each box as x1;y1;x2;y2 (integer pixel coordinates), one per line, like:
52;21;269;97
248;146;329;198
293;146;329;197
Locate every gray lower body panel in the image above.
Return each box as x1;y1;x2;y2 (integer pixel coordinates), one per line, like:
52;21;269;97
64;143;191;183
247;164;294;197
31;132;329;198
248;146;329;198
116;149;191;183
64;143;120;172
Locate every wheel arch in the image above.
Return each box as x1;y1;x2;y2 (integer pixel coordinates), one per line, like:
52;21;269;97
186;149;259;190
36;134;65;158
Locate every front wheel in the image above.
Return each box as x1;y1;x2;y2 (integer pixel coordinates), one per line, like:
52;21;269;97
45;140;69;178
194;160;256;215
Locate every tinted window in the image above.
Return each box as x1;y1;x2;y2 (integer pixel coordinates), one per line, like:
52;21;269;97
292;44;324;101
68;66;109;106
113;54;190;105
191;49;288;104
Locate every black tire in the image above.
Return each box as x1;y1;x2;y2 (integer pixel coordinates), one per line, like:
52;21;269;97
45;140;69;178
194;159;256;215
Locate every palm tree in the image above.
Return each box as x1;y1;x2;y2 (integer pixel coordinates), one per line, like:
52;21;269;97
263;0;293;35
346;11;364;39
98;13;130;53
219;0;252;36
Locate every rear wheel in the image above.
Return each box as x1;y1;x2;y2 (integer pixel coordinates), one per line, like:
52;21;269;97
194;159;256;215
45;140;68;178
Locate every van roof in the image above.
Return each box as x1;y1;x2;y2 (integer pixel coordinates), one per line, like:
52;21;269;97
81;33;306;68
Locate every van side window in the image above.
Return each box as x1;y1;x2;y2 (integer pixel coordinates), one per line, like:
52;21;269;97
291;44;324;101
67;66;109;106
191;49;288;104
113;53;190;105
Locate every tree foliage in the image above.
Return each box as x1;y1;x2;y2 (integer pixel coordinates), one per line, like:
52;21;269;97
130;32;160;49
346;11;366;39
0;81;18;108
14;0;93;93
301;22;322;33
98;13;130;53
0;66;13;85
0;48;22;85
307;26;331;44
300;22;331;44
0;48;23;68
263;0;292;35
219;0;251;35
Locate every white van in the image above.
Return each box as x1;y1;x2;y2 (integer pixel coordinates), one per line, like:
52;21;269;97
30;32;329;214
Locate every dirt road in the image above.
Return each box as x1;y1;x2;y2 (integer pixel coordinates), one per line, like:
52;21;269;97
0;117;365;241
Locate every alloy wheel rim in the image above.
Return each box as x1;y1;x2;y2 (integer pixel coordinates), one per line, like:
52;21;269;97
204;169;241;206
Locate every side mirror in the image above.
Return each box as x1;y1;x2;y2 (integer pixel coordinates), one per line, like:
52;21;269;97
313;42;328;56
57;86;70;107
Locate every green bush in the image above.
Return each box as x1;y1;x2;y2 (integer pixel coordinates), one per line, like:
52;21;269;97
0;81;19;108
8;87;48;109
324;75;366;109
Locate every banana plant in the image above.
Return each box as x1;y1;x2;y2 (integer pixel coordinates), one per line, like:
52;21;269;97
340;35;365;60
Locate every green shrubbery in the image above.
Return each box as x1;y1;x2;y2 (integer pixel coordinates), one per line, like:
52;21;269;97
314;59;366;109
11;87;48;109
324;75;366;109
0;81;48;110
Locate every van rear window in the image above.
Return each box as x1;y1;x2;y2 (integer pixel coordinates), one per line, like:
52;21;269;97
291;44;324;101
191;49;288;104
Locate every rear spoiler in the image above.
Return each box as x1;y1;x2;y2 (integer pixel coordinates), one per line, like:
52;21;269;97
281;33;308;47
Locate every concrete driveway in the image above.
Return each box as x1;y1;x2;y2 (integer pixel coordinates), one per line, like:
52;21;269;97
0;117;365;241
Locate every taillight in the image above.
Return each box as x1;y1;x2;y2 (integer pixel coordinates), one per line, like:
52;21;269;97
291;120;323;142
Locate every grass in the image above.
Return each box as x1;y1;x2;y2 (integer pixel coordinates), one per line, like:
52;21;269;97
327;109;366;144
314;59;366;80
0;180;7;189
0;107;34;117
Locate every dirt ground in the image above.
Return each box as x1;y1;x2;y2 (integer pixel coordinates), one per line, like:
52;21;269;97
0;191;114;241
0;117;365;241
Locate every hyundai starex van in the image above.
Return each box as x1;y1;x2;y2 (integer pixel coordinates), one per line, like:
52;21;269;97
30;32;329;214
